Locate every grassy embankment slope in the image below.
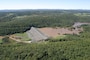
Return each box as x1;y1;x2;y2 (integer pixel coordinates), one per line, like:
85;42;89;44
12;32;31;41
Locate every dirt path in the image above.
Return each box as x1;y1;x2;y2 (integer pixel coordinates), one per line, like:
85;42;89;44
9;36;31;43
0;36;4;39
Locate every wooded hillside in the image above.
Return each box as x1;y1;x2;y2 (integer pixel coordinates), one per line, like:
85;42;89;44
0;10;90;35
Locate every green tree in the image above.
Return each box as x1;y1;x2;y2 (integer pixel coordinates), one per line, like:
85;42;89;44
2;37;10;43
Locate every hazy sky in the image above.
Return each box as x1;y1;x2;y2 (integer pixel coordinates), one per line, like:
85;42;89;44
0;0;90;10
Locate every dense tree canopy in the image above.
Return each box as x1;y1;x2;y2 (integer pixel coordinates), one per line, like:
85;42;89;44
0;10;90;35
0;10;90;60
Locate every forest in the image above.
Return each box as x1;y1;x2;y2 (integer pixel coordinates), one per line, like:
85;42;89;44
0;10;90;60
0;10;90;35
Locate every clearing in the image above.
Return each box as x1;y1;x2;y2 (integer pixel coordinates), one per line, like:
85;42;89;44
38;27;82;37
10;32;31;41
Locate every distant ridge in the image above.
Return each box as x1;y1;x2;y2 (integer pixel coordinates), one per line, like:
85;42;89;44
0;9;90;13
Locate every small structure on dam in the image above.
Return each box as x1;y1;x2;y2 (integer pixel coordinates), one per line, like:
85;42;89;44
26;27;49;42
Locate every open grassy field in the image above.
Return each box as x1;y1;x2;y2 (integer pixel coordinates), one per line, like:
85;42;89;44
0;39;2;43
48;35;67;42
53;35;66;39
13;32;31;41
74;13;90;16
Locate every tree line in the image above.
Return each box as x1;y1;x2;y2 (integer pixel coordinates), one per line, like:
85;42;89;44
0;10;90;35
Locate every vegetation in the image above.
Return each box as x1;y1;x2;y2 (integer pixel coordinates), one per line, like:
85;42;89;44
0;36;16;44
0;10;90;35
13;32;31;41
48;35;66;42
0;39;2;44
0;38;90;60
0;10;90;60
2;37;10;43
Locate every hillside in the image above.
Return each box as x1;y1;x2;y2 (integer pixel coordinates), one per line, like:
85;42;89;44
0;10;90;35
0;10;90;60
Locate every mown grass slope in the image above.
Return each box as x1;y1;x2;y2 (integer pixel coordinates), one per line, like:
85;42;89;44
12;32;31;41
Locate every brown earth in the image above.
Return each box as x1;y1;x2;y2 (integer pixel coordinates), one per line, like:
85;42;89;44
38;27;83;37
0;36;4;39
9;35;31;43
